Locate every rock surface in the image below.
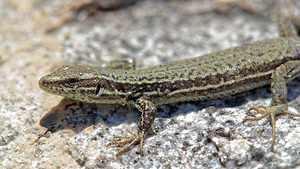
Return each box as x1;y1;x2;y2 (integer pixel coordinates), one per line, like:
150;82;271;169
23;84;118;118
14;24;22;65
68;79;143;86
0;0;300;168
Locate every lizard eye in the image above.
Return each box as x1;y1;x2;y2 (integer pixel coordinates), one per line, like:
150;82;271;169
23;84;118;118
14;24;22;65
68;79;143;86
69;78;78;83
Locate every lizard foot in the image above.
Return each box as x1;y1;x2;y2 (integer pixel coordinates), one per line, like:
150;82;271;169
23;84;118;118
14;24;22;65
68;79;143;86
107;129;145;157
243;104;300;151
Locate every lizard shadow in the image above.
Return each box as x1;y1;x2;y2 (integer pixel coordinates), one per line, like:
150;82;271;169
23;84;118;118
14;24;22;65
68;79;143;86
39;98;139;135
38;77;300;138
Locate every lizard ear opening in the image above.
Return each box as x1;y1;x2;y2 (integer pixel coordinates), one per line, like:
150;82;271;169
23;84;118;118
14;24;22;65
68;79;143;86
95;83;101;95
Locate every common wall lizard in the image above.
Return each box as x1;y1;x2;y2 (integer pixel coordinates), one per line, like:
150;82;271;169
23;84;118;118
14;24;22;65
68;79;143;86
38;15;300;157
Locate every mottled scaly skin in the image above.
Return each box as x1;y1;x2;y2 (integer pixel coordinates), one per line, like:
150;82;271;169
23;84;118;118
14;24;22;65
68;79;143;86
40;37;300;106
39;37;300;156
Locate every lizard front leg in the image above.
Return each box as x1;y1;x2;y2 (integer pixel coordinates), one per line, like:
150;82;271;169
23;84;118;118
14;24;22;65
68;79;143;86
107;97;157;157
244;60;300;151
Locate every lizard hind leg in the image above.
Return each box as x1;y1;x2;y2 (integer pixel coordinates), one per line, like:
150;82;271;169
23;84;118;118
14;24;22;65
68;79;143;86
244;60;300;151
243;104;288;151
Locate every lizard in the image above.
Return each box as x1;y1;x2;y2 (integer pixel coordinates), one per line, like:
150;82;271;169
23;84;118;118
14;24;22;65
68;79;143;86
38;12;300;157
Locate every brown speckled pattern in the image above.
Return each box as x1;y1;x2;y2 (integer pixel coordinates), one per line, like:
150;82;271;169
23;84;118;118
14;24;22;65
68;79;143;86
39;37;300;106
39;37;300;156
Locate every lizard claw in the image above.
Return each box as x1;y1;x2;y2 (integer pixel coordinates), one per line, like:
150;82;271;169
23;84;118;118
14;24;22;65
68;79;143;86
243;104;295;151
243;105;270;123
107;129;145;157
30;129;50;145
243;105;275;150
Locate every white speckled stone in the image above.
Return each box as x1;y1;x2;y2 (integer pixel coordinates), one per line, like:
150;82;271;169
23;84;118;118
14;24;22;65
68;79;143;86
0;0;300;168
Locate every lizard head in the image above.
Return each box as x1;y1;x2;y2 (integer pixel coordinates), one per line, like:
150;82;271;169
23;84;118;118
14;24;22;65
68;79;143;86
39;65;101;102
